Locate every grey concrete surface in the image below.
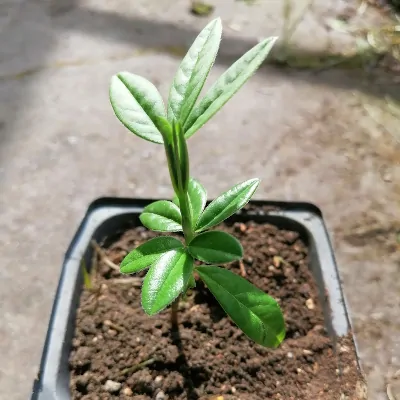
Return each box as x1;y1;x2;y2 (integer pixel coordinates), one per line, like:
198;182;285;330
0;1;399;399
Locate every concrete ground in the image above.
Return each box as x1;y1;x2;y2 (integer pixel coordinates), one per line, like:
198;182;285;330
0;0;399;399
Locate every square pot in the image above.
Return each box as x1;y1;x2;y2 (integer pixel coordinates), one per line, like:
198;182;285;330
31;198;361;400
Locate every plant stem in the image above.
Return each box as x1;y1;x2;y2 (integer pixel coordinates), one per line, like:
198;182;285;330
170;296;180;331
179;191;194;244
165;121;195;329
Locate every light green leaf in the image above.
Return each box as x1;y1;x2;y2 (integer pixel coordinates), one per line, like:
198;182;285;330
142;249;194;315
197;266;285;348
188;231;242;263
184;37;278;138
196;178;259;232
120;236;184;274
81;259;92;290
140;201;182;232
173;178;207;225
168;18;222;125
110;72;166;144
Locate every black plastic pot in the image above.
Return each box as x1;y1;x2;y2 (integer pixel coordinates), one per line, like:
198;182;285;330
31;198;359;400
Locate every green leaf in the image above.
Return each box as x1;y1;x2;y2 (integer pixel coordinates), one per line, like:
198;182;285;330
188;231;242;263
167;18;222;126
196;178;259;232
196;266;285;348
110;72;166;144
173;178;207;225
120;236;183;274
140;201;182;232
142;249;194;315
81;259;92;290
184;37;278;138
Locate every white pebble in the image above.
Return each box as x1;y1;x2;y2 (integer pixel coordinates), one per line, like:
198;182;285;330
104;380;121;393
122;387;133;396
306;298;315;310
154;375;163;386
156;391;166;400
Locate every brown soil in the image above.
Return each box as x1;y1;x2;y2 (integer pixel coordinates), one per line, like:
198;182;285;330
69;219;365;400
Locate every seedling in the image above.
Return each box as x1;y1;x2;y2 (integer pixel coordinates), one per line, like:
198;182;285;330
109;18;285;348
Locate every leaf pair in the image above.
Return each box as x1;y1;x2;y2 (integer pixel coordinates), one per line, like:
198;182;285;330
140;178;259;233
121;230;241;273
109;18;277;143
120;235;285;348
120;231;241;316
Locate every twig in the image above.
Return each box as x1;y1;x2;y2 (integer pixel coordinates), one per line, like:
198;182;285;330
273;256;291;268
103;319;125;333
108;277;143;286
239;260;247;277
91;240;120;272
120;358;157;376
387;383;396;400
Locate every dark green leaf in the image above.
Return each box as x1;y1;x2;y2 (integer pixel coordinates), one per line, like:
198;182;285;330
110;72;166;144
120;236;183;274
188;231;242;263
196;266;285;348
168;18;221;125
140;201;182;232
142;249;194;315
196;178;259;232
173;178;207;225
184;37;278;138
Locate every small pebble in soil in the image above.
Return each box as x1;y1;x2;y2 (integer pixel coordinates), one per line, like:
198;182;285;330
122;387;133;396
306;298;315;310
104;380;121;393
155;390;166;400
340;345;350;353
154;375;163;387
343;366;351;374
238;223;247;232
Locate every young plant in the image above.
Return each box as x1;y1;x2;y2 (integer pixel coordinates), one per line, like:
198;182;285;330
109;18;285;348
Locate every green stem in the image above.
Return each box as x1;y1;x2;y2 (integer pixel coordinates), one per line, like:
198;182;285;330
178;191;194;244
